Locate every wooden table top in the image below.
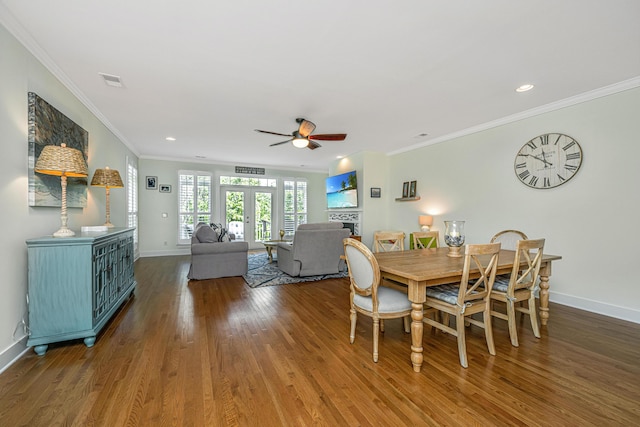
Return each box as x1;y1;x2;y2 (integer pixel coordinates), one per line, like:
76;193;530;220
374;247;562;286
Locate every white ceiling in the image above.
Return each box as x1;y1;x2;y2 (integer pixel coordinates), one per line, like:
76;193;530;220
2;1;639;172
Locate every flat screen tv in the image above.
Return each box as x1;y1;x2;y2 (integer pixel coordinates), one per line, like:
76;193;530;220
326;170;358;209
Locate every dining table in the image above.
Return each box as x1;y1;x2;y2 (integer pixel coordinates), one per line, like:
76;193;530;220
373;247;562;372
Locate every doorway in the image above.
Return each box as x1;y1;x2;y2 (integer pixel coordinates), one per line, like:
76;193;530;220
221;186;276;249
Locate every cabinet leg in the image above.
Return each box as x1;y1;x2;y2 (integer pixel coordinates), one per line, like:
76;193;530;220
33;345;48;356
84;336;96;348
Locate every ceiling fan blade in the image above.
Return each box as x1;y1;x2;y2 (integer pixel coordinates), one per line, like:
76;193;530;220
297;119;316;138
255;129;293;137
307;140;321;150
269;139;292;147
308;133;347;141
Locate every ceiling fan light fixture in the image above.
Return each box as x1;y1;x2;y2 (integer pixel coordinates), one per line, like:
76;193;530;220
292;137;309;148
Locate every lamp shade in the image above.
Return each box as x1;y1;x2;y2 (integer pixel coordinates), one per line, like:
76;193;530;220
91;167;123;188
419;215;433;227
34;143;88;177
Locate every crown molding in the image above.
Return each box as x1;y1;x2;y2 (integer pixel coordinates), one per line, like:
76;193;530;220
0;7;139;157
389;76;640;156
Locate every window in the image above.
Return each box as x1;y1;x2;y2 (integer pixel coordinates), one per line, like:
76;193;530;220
283;179;307;236
126;156;139;257
178;171;212;244
219;176;276;187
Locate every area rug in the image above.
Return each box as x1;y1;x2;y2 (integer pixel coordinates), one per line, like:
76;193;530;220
243;252;348;288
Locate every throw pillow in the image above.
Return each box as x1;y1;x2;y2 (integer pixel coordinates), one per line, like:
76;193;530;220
195;225;219;243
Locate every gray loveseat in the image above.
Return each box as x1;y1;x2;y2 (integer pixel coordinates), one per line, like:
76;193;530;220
276;222;351;277
187;223;249;280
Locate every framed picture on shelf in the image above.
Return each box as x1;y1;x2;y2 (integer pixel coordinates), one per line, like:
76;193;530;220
409;181;417;198
159;184;171;193
370;187;381;198
402;182;409;198
146;176;158;190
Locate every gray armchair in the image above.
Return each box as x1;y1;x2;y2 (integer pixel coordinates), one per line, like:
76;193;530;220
187;223;249;280
276;222;351;277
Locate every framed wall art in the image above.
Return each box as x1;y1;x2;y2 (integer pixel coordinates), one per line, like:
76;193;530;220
28;92;88;207
402;182;409;198
409;181;417;198
146;176;158;190
159;184;172;193
370;187;381;198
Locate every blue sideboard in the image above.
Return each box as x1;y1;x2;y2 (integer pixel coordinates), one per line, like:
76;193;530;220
26;227;136;355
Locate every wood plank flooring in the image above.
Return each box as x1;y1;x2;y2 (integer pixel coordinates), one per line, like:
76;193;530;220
0;255;638;426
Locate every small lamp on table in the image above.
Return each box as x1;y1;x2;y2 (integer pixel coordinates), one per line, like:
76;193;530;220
34;143;88;237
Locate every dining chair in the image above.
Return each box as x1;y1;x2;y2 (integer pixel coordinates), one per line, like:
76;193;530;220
343;238;412;362
422;242;501;368
490;229;528;251
411;231;439;249
372;231;405;252
490;238;545;347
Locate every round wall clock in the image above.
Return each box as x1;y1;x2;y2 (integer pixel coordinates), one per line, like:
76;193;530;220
514;133;583;189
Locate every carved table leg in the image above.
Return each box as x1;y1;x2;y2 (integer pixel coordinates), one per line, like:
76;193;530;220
411;303;424;372
539;275;550;326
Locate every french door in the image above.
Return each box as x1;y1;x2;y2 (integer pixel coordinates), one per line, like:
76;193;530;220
221;186;275;249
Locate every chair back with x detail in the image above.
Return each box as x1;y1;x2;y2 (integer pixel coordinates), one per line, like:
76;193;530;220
423;242;501;368
412;231;440;249
491;238;545;347
343;238;412;362
373;231;405;252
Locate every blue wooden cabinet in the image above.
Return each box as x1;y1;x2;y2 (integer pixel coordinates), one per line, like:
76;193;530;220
26;228;136;355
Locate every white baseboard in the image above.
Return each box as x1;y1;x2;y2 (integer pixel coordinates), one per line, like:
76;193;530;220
550;292;640;324
139;248;190;257
0;336;30;375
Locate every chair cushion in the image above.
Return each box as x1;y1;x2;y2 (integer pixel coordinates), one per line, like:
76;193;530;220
492;274;511;292
195;225;219;243
353;286;412;314
426;284;461;305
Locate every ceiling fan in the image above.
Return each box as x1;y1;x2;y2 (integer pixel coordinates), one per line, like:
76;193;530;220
255;118;347;150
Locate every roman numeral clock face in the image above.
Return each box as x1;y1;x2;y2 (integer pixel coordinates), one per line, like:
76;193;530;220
514;133;583;189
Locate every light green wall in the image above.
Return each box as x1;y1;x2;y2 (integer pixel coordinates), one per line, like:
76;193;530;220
386;87;640;322
138;158;327;256
0;24;138;367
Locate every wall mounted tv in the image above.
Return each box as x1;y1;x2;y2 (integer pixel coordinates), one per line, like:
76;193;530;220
326;170;358;209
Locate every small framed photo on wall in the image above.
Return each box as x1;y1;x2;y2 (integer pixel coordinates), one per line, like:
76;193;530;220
409;181;417;198
402;182;409;198
370;187;381;198
159;184;172;193
146;176;158;190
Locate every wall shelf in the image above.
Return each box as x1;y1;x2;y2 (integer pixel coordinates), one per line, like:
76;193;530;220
395;196;421;202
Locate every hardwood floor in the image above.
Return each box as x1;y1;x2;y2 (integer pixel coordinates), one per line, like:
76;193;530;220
1;255;638;426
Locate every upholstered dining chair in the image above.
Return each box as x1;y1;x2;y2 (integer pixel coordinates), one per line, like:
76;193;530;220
422;243;501;368
490;238;545;347
372;231;405;252
411;231;440;249
490;229;528;251
343;238;412;362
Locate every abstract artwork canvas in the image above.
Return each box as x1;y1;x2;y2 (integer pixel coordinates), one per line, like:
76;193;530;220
28;92;88;207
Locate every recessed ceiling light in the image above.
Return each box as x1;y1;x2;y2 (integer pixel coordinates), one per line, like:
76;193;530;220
516;84;534;93
165;137;176;141
336;155;344;159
